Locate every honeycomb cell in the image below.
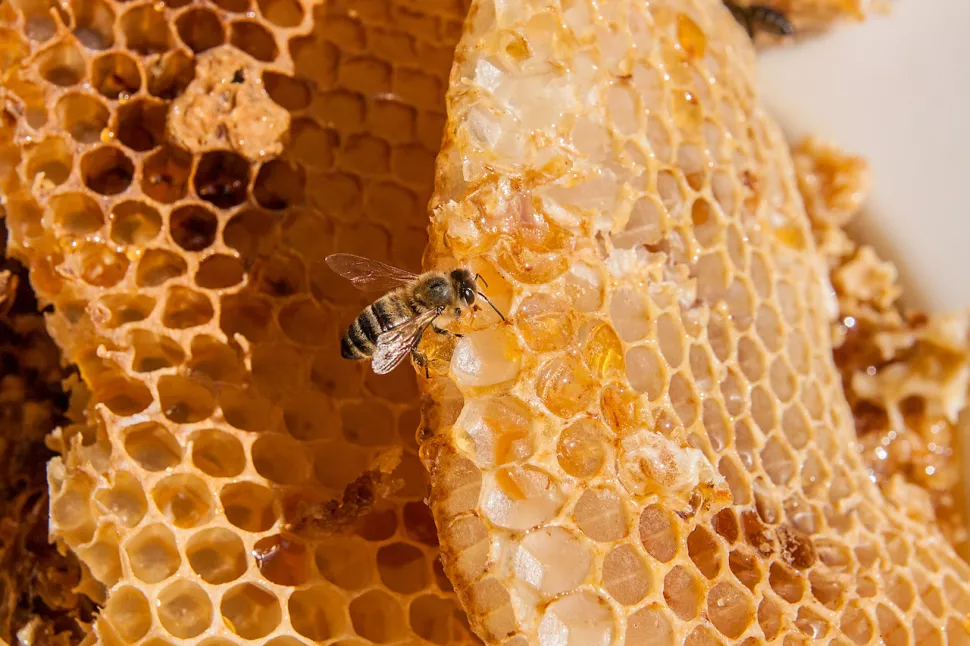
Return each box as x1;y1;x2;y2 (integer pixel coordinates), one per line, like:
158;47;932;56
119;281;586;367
121;4;172;54
71;0;115;48
483;465;564;530
289;586;346;641
221;481;278;532
625;345;667;400
220;583;282;639
409;595;466;645
170;204;218;252
148;49;195;99
264;71;311;110
535;355;596;418
186;527;247;584
258;0;303;27
92;51;141;98
639;505;678;563
230;20;278;61
377;542;429;594
158;375;216;423
36;40;86;86
451;328;522;388
601;543;650;605
102;586;152;643
574;487;627;542
79;242;129;287
26;136;72;186
152;473;214;528
194;150;251;208
50;192;104;235
556;418;608;478
124;421;182;471
136;249;187;287
116;99;167;152
77;534;123;587
252;433;310;484
157;580;212;639
687;525;722;579
757;597;783;641
315;538;373;591
513;526;590;596
126;524;181;583
350;589;407;643
162;287;214;329
176;8;225;53
111;200;162;246
663;565;703;620
769;561;805;603
708;581;754;639
537;592;613;646
876;604;909;646
81;145;134;195
196;254;245;289
56;93;109;144
254;534;310;586
795;606;829;639
143;145;193;203
625;605;674;646
254;159;306;209
94;375;153;415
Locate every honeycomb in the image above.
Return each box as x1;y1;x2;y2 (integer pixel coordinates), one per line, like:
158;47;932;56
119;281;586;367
0;0;487;641
417;1;970;645
0;0;956;644
795;138;970;559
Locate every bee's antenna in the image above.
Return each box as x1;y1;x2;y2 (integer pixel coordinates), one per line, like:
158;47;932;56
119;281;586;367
475;273;489;288
478;292;505;321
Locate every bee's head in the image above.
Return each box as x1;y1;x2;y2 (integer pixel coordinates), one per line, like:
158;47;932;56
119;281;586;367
451;269;477;306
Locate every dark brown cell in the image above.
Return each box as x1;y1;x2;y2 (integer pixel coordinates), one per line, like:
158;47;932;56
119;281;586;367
143;145;193;203
117;99;168;151
81;146;134;195
230;20;278;61
170;204;219;252
92;52;141;98
176;8;225;53
194;151;251;209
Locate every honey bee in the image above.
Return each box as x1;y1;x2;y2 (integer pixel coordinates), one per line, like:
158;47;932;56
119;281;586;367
326;253;504;376
724;2;794;39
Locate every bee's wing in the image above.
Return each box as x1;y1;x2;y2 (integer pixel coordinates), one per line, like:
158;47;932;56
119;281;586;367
325;253;420;293
371;308;440;375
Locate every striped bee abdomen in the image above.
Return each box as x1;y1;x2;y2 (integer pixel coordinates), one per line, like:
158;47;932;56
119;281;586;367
340;293;414;360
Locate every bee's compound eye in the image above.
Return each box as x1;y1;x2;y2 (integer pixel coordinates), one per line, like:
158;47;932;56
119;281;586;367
461;286;476;304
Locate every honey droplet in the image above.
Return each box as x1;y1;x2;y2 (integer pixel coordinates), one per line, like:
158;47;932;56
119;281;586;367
582;322;625;378
676;14;707;59
253;533;310;586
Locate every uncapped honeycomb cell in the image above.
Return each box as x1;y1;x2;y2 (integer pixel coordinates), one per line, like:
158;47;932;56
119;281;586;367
418;0;970;645
0;0;485;642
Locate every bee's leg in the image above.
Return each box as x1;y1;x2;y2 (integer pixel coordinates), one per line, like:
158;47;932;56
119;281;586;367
432;324;463;338
411;349;430;379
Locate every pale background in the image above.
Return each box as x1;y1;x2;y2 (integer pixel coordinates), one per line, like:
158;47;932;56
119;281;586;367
759;0;970;313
